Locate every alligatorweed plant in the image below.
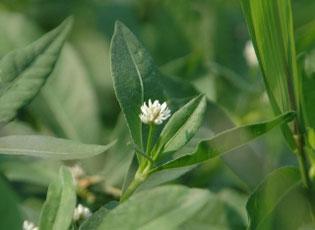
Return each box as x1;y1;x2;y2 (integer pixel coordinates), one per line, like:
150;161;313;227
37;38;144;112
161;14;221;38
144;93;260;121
1;0;315;229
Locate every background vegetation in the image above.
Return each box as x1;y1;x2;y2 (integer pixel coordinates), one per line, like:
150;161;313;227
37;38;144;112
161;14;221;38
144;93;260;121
1;0;315;229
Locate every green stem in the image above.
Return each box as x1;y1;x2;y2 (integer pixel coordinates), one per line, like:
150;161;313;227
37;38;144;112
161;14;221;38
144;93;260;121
296;133;311;189
120;176;144;202
146;124;154;155
120;165;150;202
120;125;155;202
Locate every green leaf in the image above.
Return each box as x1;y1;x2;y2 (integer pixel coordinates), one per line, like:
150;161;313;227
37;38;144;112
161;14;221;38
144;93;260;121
296;19;315;53
86;185;244;229
158;73;266;189
136;166;196;192
0;10;41;57
152;112;295;171
80;206;110;230
0;135;115;160
88;185;209;229
247;167;313;230
0;17;73;126
179;191;246;229
155;95;207;155
99;114;134;188
0;177;22;230
110;21;166;148
301;53;315;144
1;160;60;186
39;166;76;230
29;44;103;143
240;0;298;114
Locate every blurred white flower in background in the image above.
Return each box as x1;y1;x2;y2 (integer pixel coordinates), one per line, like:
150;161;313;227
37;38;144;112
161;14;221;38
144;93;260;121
23;220;38;230
73;204;92;221
69;164;85;185
244;40;258;67
139;99;171;125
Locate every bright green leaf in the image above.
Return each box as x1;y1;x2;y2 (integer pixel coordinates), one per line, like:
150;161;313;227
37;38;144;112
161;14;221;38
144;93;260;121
0;17;73;126
240;0;298;149
152;112;295;171
0;135;115;160
39;166;76;230
240;0;298;114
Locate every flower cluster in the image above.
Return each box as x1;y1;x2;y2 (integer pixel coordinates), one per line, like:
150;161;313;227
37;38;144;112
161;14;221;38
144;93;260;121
23;221;38;230
139;99;171;125
73;204;92;221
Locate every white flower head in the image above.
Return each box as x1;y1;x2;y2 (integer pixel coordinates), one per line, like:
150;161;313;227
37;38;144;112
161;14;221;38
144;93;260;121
23;220;38;230
73;204;92;221
244;40;258;67
139;99;171;125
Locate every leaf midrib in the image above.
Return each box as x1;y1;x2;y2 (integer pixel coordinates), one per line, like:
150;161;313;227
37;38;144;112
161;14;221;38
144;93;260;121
251;181;300;230
0;29;61;98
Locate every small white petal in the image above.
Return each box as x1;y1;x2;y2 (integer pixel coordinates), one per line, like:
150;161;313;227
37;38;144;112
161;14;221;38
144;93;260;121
139;99;171;125
73;204;91;221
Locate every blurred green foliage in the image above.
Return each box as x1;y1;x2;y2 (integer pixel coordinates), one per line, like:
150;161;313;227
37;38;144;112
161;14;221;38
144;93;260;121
0;0;314;229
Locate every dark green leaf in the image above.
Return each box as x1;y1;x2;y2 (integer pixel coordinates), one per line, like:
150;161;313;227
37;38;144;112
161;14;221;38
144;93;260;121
152;112;295;171
296;19;315;53
86;185;245;229
39;166;76;230
0;135;115;160
110;21;166;148
0;17;73;125
247;167;313;230
0;177;22;230
158;74;266;189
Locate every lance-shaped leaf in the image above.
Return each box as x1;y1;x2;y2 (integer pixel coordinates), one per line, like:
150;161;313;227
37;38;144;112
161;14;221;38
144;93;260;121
0;135;115;160
247;167;313;230
0;17;73;126
240;0;298;150
39;166;76;230
154;95;207;155
152;112;295;171
110;21;166;148
240;0;298;114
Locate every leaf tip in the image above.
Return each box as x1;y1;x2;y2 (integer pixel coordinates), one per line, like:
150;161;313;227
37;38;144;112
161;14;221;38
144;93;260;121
114;20;126;32
60;16;74;33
